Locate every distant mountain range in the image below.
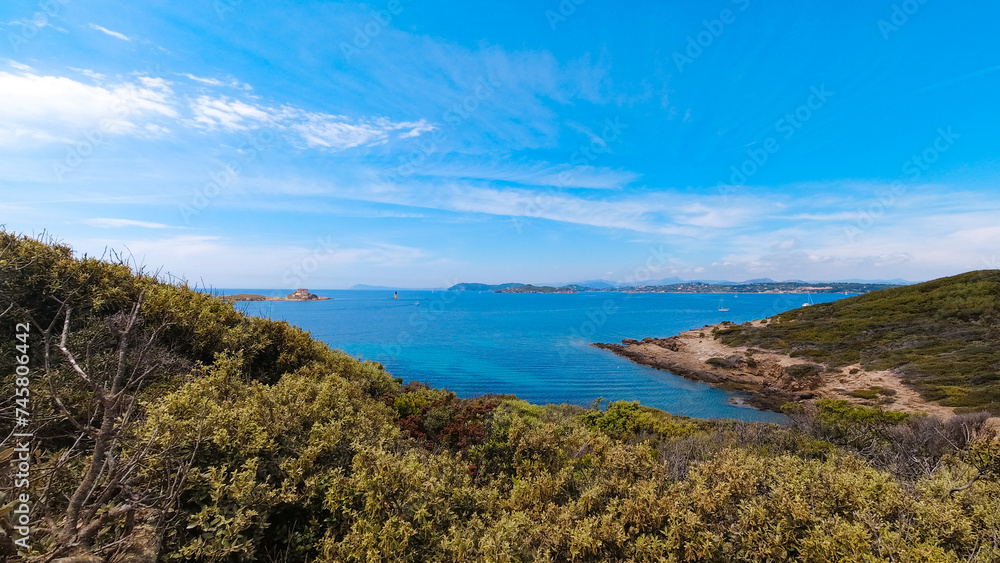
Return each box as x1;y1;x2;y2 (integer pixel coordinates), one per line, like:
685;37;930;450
447;283;526;292
350;284;443;291
352;278;916;292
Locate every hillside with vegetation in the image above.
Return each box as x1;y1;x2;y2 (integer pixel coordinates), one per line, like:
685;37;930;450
715;271;1000;414
495;284;577;294
1;231;999;562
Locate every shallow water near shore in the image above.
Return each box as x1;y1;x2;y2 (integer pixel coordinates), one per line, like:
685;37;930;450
231;290;851;422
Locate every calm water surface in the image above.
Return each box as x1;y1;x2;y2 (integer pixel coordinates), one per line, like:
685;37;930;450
232;290;851;422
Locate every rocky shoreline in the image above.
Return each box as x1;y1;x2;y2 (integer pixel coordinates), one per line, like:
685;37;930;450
593;322;959;417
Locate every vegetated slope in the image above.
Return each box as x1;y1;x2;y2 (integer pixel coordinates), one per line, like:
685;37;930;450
1;231;999;562
716;270;1000;413
447;282;525;291
496;284;577;293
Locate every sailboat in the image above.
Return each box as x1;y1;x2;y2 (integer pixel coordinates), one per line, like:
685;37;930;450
802;293;814;307
717;298;729;312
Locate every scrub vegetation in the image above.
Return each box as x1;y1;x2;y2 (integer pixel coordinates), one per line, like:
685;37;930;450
2;231;998;562
715;270;1000;414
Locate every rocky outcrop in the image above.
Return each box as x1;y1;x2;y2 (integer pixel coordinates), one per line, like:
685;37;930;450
594;322;960;417
286;288;322;300
219;289;330;302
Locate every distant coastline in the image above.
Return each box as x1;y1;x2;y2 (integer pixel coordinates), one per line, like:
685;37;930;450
447;281;898;294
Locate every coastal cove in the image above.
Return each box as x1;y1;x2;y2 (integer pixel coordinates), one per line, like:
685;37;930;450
230;289;854;422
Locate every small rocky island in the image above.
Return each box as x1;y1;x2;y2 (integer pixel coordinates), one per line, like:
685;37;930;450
218;288;331;303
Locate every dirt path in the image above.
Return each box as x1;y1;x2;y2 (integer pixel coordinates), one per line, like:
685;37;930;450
595;321;960;418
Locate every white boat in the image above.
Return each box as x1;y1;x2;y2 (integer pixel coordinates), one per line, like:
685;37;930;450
718;298;729;312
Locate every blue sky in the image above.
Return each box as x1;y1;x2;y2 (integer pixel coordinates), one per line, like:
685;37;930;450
1;0;998;288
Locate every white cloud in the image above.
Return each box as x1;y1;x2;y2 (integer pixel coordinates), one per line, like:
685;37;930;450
0;70;178;146
780;212;858;221
89;23;130;41
0;65;432;152
176;73;253;90
7;17;66;33
289;113;433;150
399;121;436;138
186;95;434;150
188;95;273;131
69;67;107;80
82;235;429;286
180;73;224;86
332;181;752;236
84;218;172;229
287;113;390;149
416;162;639;190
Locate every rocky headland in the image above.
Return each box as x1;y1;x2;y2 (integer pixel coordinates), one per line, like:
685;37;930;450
594;320;958;417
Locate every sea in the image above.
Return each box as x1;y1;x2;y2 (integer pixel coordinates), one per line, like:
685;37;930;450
228;290;853;423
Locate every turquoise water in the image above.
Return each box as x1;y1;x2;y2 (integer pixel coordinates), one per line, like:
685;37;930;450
233;290;852;422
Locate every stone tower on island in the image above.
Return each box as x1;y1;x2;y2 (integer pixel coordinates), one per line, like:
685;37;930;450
286;288;321;300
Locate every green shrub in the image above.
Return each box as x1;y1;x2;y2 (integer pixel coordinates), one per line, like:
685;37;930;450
785;363;823;379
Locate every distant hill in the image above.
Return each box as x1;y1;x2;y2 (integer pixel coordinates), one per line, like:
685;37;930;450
562;279;621;289
350;284;443;291
645;276;686;286
447;281;897;294
448;282;525;291
623;281;896;294
831;278;916;285
496;284;577;294
716;270;1000;413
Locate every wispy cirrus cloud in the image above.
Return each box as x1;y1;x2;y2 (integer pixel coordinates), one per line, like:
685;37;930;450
0;67;434;152
187;95;435;150
83;218;173;229
412;161;640;190
78;234;432;286
187;96;272;131
88;23;130;41
179;73;224;86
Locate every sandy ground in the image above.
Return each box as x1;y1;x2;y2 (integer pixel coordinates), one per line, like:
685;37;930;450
595;320;993;424
676;322;956;417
